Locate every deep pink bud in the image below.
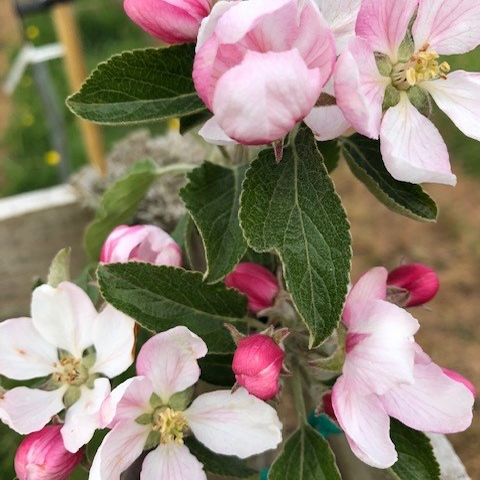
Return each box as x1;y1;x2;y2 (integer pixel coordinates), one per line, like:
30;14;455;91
15;425;84;480
441;368;477;398
232;334;284;400
322;392;337;421
387;263;440;307
225;263;279;314
100;224;182;266
124;0;211;44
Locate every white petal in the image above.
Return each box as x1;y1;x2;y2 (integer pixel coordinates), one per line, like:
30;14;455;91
62;378;111;453
380;93;457;186
32;282;98;357
184;388;282;459
0;317;57;380
421;72;480;141
304;101;351;141
136;327;207;404
91;305;136;378
140;443;207;480
198;117;238;146
0;386;65;434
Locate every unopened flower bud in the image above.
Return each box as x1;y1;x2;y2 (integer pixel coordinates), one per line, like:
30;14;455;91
225;263;279;314
387;263;439;307
232;334;285;401
100;224;182;266
321;392;337;421
441;368;477;398
15;425;84;480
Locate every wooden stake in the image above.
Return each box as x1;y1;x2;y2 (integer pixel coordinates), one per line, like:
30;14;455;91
52;2;106;175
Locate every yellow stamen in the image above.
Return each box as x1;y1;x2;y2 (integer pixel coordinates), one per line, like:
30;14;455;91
53;357;82;384
152;407;188;445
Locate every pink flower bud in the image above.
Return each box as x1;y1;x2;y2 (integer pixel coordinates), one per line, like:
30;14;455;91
322;392;337;421
441;368;477;398
387;263;440;307
124;0;211;44
225;263;279;314
15;425;84;480
100;225;182;267
232;333;284;400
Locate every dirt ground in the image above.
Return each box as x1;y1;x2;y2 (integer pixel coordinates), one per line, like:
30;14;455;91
334;162;480;478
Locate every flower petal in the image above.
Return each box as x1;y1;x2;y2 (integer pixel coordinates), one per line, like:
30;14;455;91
198;116;238;145
380;93;457;186
136;327;207;404
355;0;418;62
62;378;111;453
100;225;149;263
421;72;480;141
332;375;397;469
0;317;57;380
31;282;98;357
91;305;135;378
0;387;65;434
413;0;480;55
89;421;150;480
184;388;282;458
140;443;207;480
196;0;237;51
334;37;390;139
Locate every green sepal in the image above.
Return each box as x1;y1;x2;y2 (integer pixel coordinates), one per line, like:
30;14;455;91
150;393;163;409
47;247;71;287
63;386;82;408
135;413;153;426
144;431;161;451
168;386;195;411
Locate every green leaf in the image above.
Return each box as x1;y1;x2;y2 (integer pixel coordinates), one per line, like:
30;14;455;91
341;135;438;222
84;160;157;260
67;45;206;125
389;419;440;480
179;110;212;134
47;247;71;287
317;140;341;173
199;353;235;386
240;128;351;347
268;425;342;480
97;263;247;353
185;437;257;478
181;162;249;283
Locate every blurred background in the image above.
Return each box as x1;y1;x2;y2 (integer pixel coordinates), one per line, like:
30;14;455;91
0;0;478;477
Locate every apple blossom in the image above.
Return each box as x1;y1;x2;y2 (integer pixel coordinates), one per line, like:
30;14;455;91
100;224;182;266
91;326;282;480
441;368;478;398
332;267;474;468
0;282;136;453
15;425;84;480
193;0;336;145
124;0;212;44
335;0;480;186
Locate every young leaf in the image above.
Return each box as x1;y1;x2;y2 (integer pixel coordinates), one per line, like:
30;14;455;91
198;353;235;386
97;263;247;353
390;419;440;480
185;437;258;478
180;162;249;283
268;425;342;480
47;247;71;287
240;128;351;347
341;135;438;222
84;160;157;260
67;45;206;125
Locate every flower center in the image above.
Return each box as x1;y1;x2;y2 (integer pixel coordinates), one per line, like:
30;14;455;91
53;357;88;385
152;407;188;445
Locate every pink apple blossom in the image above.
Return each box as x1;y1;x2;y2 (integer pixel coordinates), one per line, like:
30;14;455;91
100;224;182;267
225;263;279;314
92;326;282;480
124;0;211;44
441;368;477;398
193;0;337;145
15;425;84;480
334;0;480;186
0;282;136;453
332;267;474;468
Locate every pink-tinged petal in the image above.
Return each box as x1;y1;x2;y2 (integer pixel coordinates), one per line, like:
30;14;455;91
382;358;474;433
132;226;183;266
355;0;419;62
31;282;98;357
196;1;238;51
140;443;207;480
343;267;388;328
413;0;480;55
0;387;66;435
136;327;207;403
421;72;480;141
184;388;282;458
198;116;238;145
334;37;390;139
91;305;135;378
62;378;111;453
213;49;323;145
441;368;477;397
89;421;150;480
380;93;457;186
100;225;147;263
332;376;397;469
305;105;352;141
0;317;57;380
